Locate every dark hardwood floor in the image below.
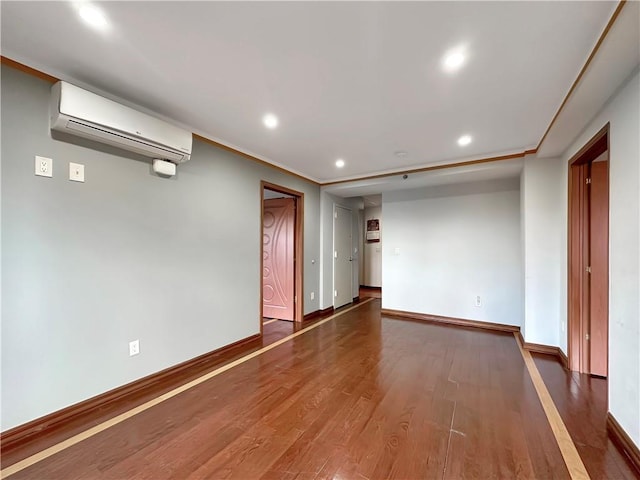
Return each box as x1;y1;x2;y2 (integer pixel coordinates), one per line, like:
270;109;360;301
359;286;381;299
4;299;637;479
2;310;339;470
533;353;639;479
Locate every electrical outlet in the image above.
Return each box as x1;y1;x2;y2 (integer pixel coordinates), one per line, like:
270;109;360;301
35;156;53;177
310;291;315;301
129;340;140;356
475;296;482;307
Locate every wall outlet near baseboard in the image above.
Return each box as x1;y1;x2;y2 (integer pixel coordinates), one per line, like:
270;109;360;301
129;339;140;356
475;296;482;307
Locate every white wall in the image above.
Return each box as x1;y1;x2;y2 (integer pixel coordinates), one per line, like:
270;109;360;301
521;156;564;345
363;205;382;287
1;65;321;431
382;179;523;326
560;70;640;446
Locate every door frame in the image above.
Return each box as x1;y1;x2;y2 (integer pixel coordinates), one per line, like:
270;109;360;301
260;181;304;332
567;123;609;373
333;203;353;309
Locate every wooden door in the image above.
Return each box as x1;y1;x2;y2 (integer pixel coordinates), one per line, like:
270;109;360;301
567;124;609;375
263;198;295;321
588;160;609;376
334;205;353;309
569;163;590;371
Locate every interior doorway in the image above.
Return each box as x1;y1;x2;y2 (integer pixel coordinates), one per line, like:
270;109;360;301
362;195;382;291
567;124;609;377
261;182;304;326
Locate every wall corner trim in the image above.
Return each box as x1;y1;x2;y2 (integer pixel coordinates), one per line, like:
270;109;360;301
1;56;58;83
536;0;627;151
607;412;640;475
380;308;520;333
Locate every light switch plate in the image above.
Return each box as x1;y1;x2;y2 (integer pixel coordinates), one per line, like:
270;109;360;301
35;156;53;177
69;162;85;182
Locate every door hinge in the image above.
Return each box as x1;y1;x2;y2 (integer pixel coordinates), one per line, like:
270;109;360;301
586;177;592;184
586;266;592;273
294;296;297;303
585;333;590;341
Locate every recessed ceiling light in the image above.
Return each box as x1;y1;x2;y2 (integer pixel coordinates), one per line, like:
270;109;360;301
78;5;108;30
394;151;408;158
335;159;345;168
443;48;466;72
263;114;279;129
457;135;472;146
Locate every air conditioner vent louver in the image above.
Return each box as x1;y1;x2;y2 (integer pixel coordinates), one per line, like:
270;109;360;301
65;120;186;162
51;81;192;163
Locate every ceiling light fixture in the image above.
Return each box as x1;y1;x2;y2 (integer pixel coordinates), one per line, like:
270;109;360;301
457;134;472;146
442;47;466;72
78;4;108;30
335;159;345;168
263;113;279;129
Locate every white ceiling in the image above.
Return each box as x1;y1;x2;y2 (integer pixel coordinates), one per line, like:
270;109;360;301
1;1;620;184
323;157;524;198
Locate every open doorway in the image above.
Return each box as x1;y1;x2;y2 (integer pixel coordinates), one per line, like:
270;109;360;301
261;182;304;327
567;124;609;376
362;195;382;300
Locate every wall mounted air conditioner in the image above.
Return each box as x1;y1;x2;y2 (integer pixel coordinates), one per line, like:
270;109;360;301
50;81;192;163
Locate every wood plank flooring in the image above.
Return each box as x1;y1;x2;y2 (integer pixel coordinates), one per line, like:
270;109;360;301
533;353;640;479
4;300;564;479
4;299;636;479
1;305;347;471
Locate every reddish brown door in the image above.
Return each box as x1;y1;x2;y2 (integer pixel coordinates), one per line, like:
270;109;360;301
568;126;610;376
588;160;609;377
569;163;590;372
263;198;295;321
